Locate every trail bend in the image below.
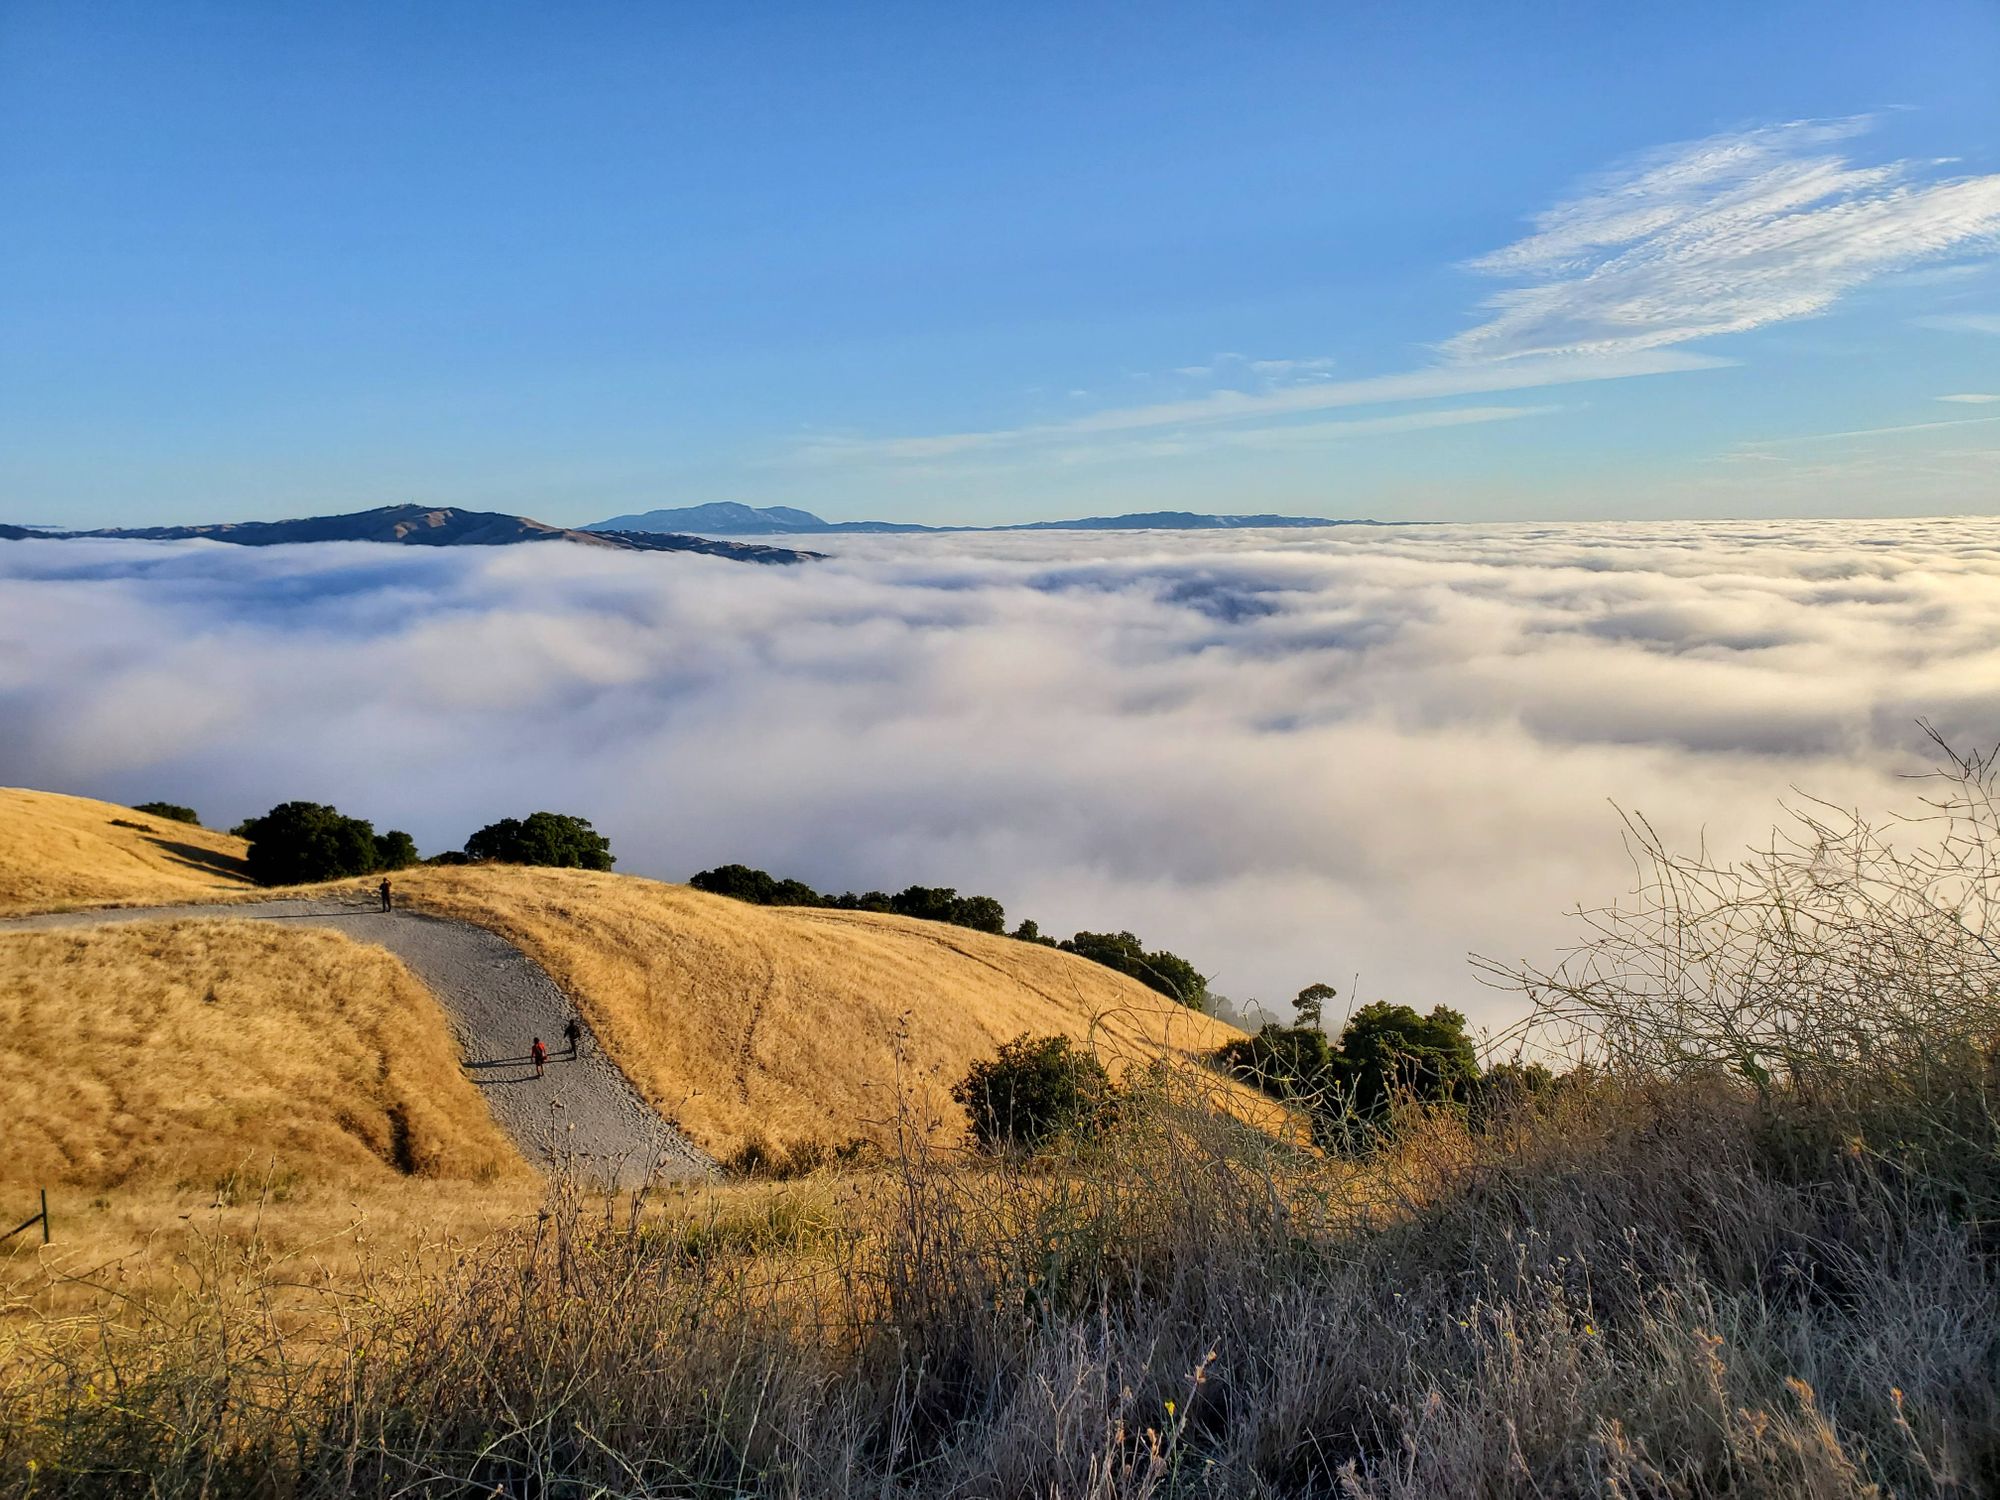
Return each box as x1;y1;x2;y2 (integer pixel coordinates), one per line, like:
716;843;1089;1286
0;896;715;1187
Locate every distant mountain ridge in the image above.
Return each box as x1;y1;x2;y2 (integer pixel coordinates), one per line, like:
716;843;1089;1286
1;504;823;565
588;504;1378;537
590;502;935;535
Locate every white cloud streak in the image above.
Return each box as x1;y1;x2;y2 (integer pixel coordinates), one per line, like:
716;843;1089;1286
793;350;1723;464
1916;312;2000;334
1939;393;2000;404
5;524;1998;1034
1450;117;2000;361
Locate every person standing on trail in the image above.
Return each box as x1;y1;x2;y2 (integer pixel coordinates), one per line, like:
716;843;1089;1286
530;1037;548;1078
378;877;392;913
563;1015;583;1057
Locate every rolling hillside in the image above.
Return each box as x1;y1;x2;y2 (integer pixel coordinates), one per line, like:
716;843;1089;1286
0;788;257;913
0;920;522;1189
0;789;1261;1170
393;865;1260;1161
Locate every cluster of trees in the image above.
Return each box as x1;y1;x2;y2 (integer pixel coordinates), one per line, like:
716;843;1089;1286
231;802;615;887
464;812;614;870
233;803;421;886
688;865;1004;933
956;1010;1566;1158
688;864;1208;1008
1217;992;1559;1149
134;801;201;826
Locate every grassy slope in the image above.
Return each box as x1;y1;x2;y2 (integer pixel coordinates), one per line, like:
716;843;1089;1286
0;789;1264;1166
0;788;256;913
0;920;523;1190
393;865;1267;1161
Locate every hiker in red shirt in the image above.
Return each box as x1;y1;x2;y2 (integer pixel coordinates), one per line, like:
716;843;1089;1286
530;1037;548;1078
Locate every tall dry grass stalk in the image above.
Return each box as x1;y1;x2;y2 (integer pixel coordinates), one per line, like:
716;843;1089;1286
1494;729;2000;1088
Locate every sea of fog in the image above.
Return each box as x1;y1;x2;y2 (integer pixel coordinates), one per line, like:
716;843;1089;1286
5;518;1996;1034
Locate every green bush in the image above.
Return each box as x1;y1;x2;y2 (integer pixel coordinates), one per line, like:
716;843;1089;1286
465;812;614;870
237;801;382;886
1216;1023;1334;1100
1219;1001;1482;1147
132;801;200;826
953;1034;1117;1154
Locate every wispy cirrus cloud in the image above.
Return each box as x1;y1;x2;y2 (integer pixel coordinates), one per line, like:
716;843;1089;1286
1448;117;2000;362
1939;393;2000;404
792;349;1719;464
1917;312;2000;334
806;118;2000;473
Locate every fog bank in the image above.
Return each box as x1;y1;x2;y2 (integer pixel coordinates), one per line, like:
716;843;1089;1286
5;518;1995;1032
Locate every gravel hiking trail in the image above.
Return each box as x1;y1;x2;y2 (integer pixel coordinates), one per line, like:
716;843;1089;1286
0;897;715;1187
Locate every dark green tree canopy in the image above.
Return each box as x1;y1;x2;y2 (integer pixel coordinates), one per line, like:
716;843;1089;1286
1331;1002;1480;1118
1294;981;1338;1030
688;864;787;903
953;1034;1117;1154
237;801;381;886
686;867;1008;934
465;812;614;870
1059;930;1208;1010
685;868;1207;995
372;830;420;871
1219;1001;1482;1149
133;802;200;826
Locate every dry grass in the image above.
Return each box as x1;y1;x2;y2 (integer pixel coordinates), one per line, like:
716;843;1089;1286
0;788;255;914
4;768;1998;1494
0;920;524;1193
0;791;1270;1167
362;864;1268;1162
4;1065;1995;1498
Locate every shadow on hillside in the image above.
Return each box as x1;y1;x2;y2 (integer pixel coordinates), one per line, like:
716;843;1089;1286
142;833;251;882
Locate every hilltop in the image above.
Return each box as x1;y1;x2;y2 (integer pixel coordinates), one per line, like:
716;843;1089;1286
2;504;823;565
0;788;257;911
0;789;1257;1170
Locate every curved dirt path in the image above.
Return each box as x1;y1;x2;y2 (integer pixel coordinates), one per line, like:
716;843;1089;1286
0;897;715;1188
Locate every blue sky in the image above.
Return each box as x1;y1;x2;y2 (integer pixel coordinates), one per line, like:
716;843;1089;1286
4;1;1998;527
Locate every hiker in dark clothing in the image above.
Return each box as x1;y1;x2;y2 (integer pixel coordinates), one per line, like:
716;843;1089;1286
378;878;392;913
563;1016;583;1057
531;1037;548;1078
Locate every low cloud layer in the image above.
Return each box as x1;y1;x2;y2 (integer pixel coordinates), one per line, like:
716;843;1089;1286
5;522;1997;1035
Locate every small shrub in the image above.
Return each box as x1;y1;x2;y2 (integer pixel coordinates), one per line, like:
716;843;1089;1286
954;1033;1118;1154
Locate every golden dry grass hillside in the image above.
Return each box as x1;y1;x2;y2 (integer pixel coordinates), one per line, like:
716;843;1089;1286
0;787;255;913
0;920;523;1191
385;865;1264;1164
0;788;1266;1168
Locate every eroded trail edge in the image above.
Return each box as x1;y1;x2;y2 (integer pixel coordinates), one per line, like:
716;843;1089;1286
0;897;715;1187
